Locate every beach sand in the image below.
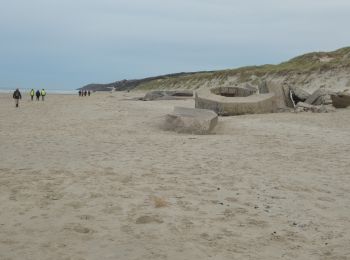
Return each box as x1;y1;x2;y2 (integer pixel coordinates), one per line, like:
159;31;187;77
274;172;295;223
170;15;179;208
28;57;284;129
0;92;349;259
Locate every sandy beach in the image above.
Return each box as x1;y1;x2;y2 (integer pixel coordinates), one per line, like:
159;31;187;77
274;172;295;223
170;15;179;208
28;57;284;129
0;92;349;260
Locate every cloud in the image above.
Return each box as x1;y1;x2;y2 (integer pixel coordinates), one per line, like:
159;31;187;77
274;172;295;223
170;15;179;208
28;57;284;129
0;0;350;88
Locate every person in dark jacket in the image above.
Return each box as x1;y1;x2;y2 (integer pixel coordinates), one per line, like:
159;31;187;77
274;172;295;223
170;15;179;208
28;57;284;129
13;88;22;107
36;90;40;101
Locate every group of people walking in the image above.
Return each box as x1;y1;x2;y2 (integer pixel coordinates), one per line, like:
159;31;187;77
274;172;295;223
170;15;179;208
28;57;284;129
12;88;92;108
79;90;90;96
12;88;46;108
30;89;46;101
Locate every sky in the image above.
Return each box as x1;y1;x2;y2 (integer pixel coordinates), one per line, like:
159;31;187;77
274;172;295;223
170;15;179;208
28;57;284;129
1;0;350;90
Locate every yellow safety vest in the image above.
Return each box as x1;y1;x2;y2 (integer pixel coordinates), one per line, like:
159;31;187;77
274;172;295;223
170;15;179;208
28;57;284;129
41;90;46;96
30;90;34;96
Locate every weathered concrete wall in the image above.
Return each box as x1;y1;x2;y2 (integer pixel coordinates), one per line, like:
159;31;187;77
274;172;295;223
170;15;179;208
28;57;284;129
265;81;293;108
211;87;256;97
163;106;218;134
195;88;277;116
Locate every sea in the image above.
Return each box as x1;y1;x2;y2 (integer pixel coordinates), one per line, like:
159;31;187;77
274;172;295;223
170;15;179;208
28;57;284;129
0;87;77;95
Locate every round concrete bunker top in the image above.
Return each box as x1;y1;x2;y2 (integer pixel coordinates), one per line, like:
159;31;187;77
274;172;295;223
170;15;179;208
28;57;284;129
211;86;255;97
195;87;277;115
196;87;275;103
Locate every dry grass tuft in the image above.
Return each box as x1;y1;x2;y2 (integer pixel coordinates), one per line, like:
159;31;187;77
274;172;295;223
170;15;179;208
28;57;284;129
152;196;168;208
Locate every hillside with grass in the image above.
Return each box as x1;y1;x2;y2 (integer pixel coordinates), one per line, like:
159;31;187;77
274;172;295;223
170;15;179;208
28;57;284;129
81;47;350;92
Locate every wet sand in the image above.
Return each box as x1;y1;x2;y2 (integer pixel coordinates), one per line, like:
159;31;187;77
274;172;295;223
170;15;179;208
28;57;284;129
0;92;349;259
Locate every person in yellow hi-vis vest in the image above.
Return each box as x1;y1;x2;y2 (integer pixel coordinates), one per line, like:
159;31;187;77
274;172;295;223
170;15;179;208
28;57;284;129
41;89;46;101
30;89;35;101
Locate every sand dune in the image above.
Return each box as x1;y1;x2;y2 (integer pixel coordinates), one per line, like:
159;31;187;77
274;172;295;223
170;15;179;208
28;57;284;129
0;92;349;259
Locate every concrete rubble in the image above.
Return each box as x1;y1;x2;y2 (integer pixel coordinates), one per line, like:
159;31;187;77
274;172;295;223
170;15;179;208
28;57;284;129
330;91;350;108
163;106;218;134
305;87;332;105
295;102;336;113
141;90;193;101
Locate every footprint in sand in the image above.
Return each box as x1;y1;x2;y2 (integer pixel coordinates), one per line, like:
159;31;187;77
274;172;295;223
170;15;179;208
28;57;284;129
45;192;63;201
317;197;336;202
135;215;163;224
78;215;95;221
65;201;85;209
247;218;268;228
102;204;122;214
120;225;133;234
63;223;94;234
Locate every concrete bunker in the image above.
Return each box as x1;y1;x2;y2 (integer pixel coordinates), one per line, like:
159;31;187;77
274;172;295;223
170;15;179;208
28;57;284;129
195;86;277;116
195;82;337;116
210;87;256;97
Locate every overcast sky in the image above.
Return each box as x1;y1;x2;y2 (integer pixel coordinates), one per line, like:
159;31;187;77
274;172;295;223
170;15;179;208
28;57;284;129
1;0;350;89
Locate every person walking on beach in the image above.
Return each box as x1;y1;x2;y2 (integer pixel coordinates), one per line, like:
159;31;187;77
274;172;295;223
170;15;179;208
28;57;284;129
84;90;87;96
41;89;46;101
88;90;90;96
30;89;35;101
36;90;40;101
13;88;22;108
78;90;82;96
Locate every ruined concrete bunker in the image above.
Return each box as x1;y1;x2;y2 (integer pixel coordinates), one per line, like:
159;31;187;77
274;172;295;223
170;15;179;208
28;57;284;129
195;86;278;116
